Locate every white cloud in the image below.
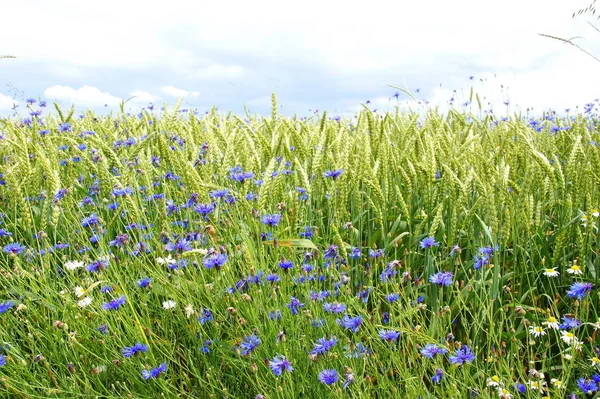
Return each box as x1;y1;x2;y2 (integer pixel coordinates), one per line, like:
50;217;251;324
194;64;245;80
0;93;16;111
161;86;200;98
44;85;122;107
128;90;161;104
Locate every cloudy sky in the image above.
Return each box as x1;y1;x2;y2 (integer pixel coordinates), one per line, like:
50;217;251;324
1;0;599;117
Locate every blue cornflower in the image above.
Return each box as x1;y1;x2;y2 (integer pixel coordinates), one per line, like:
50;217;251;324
512;383;526;394
203;253;228;269
379;329;400;342
278;258;293;270
266;273;280;283
0;354;5;367
473;255;489;269
101;295;126;311
0;229;12;237
86;258;109;273
137;277;152;288
3;243;26;255
386;293;400;303
323;169;344;180
194;202;215;217
369;248;384;258
559;315;581;330
239;334;261;356
287;296;304;315
420;344;448;359
81;213;99;228
269;355;293;376
58;122;72;133
164;239;192;253
310;337;338;355
318;369;339;385
0;301;14;314
122;343;149;358
578;377;598;395
269;310;282;321
429;271;453;286
349;247;362;259
356;288;371;304
431;368;443;384
323;302;346;314
299;226;313;239
261;214;281;227
344;342;371;358
337;315;362;333
567;282;593;300
209;189;229;199
419;236;439;249
100;285;113;294
199;309;213;325
449;345;476;365
142;363;167;380
323;245;338;259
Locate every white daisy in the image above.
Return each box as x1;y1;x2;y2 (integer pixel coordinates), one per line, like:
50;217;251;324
566;264;583;275
542;316;560;329
65;260;84;270
593;209;599;218
550;378;563;388
590;356;600;367
497;387;512;398
74;286;86;298
184;304;195;318
543;268;559;277
78;297;93;308
487;375;502;387
162;300;177;310
529;326;546;337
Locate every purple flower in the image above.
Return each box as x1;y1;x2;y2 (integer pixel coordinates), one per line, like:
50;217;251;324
287;296;304;315
269;355;293;376
318;369;339;385
137;277;152;288
419;236;439;249
278;258;293;270
379;329;400;342
431;368;443;384
0;301;14;314
429;271;453;286
420;344;448;359
337;315;362;333
164;239;192;253
203;253;228;269
323;169;344;180
578;377;598;395
194;202;215;217
323;302;346;314
559;315;581;330
102;295;126;311
310;337;338;356
141;362;167;380
261;214;281;227
3;243;26;255
567;282;593;300
122;343;149;358
239;334;261;356
0;354;5;367
449;345;476;365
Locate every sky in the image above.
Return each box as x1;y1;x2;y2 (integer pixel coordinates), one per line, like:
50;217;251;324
1;0;600;118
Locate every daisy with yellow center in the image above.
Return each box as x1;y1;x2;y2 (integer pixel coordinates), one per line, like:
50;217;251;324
529;326;546;337
566;264;583;275
550;378;563;388
590;356;600;367
543;268;559;277
542;316;560;329
487;375;502;387
74;286;86;298
593;208;599;217
497;387;512;398
528;380;545;391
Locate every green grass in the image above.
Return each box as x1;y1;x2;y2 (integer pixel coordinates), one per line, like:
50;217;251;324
0;96;598;398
